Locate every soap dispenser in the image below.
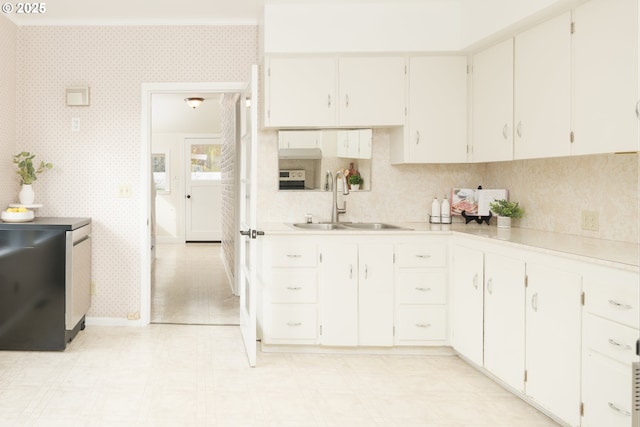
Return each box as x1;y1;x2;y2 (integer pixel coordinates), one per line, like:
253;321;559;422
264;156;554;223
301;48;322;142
441;194;451;224
430;196;441;224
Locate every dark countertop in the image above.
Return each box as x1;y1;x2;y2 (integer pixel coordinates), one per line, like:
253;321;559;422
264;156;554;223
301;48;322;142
0;217;91;231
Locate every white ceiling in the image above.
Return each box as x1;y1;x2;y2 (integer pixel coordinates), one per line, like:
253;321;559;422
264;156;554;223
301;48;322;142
151;93;223;134
3;0;445;26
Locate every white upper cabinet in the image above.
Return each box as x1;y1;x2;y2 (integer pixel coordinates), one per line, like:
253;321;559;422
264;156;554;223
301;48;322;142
514;12;572;160
391;56;467;164
265;57;336;128
572;0;639;155
338;56;406;126
336;129;372;159
472;38;514;163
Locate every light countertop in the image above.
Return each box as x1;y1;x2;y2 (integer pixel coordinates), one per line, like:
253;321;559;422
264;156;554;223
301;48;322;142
258;221;640;270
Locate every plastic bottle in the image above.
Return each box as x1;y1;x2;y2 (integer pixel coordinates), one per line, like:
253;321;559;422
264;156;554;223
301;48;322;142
430;196;441;223
441;194;451;224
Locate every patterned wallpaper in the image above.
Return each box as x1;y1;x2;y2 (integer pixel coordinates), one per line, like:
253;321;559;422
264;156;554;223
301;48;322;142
0;16;16;208
15;25;258;319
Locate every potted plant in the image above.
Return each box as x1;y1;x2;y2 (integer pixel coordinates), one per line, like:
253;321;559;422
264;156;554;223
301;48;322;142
489;199;524;228
347;174;363;191
13;152;53;204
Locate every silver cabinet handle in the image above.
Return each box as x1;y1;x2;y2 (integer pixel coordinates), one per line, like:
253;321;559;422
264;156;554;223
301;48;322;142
608;338;632;350
349;264;353;279
636;100;639;119
286;322;302;327
345;94;350;108
328;94;332;108
608;299;632;310
531;292;538;312
286;254;302;258
516;121;522;138
416;287;431;292
286;286;302;291
416;130;421;144
502;123;509;139
472;273;478;290
608;402;631;416
415;254;431;259
487;278;493;295
416;323;431;328
364;265;368;279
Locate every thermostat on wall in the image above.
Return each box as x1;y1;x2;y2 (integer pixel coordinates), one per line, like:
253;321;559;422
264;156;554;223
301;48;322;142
66;86;90;106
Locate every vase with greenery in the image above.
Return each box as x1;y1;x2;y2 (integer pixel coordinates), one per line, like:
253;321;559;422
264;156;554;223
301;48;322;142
489;199;523;228
13;152;53;204
347;174;363;191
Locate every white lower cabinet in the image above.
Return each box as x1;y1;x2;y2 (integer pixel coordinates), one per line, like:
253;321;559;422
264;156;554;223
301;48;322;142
318;239;395;347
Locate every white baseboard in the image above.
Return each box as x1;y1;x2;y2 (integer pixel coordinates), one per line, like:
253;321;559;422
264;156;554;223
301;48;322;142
85;317;148;327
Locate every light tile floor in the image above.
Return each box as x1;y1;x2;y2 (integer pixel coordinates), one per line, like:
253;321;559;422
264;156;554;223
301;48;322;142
151;243;239;325
0;324;559;427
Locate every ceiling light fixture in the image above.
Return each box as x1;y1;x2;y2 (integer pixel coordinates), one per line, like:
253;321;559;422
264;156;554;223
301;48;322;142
184;97;204;109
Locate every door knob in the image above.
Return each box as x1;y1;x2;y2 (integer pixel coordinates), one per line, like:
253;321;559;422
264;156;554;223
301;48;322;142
186;195;191;199
239;229;251;236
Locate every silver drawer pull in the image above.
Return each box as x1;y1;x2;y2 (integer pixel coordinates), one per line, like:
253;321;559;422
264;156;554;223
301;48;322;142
286;322;302;327
286;286;302;291
286;254;302;258
415;287;431;292
608;299;632;310
472;274;478;290
415;254;431;259
608;402;631;416
607;338;632;350
531;293;538;312
416;323;431;328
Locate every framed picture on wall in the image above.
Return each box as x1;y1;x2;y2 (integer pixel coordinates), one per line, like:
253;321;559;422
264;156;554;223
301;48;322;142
152;152;170;194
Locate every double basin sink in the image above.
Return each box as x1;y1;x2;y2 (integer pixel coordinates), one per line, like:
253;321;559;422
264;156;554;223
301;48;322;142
289;222;411;231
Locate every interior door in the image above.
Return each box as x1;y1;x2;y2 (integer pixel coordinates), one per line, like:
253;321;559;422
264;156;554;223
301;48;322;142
185;138;222;241
238;65;259;367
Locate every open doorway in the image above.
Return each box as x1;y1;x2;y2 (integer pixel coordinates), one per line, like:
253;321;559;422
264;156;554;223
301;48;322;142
141;83;245;326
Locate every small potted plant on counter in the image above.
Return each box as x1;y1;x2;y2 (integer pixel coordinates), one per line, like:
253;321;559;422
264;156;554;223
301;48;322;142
489;199;524;229
347;174;363;191
13;151;53;205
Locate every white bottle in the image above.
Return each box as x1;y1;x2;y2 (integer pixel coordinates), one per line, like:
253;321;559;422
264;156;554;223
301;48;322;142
431;196;441;223
441;194;451;223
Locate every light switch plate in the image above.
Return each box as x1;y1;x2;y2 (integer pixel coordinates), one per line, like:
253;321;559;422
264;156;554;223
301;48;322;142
581;210;599;231
71;117;80;132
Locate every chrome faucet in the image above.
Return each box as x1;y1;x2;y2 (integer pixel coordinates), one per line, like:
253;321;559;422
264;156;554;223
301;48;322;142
328;170;349;222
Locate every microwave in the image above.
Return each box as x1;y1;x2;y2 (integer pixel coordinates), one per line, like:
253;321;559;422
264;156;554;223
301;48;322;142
279;170;305;190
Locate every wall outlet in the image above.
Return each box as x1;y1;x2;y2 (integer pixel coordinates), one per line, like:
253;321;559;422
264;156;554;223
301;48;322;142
581;210;599;231
118;184;131;198
127;311;140;320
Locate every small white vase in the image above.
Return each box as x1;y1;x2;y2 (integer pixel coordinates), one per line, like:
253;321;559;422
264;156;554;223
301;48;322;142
19;184;35;205
497;216;512;229
351;184;360;191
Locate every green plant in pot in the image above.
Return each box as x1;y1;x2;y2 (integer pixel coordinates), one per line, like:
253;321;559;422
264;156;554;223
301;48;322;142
489;199;524;228
347;174;363;190
13;152;53;205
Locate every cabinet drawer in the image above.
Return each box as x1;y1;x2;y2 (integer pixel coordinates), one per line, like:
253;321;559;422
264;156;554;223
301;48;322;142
271;269;317;303
270;305;317;340
396;243;446;268
397;307;447;341
271;241;317;267
582;351;634;427
585;314;639;366
396;270;446;304
585;270;639;329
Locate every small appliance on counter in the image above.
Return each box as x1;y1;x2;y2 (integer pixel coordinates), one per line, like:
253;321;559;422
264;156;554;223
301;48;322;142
0;217;92;351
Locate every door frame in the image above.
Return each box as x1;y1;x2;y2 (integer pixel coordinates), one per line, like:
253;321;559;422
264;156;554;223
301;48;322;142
140;82;246;325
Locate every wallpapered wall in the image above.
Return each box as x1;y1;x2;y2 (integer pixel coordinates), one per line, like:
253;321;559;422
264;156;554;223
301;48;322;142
0;16;16;208
15;25;258;319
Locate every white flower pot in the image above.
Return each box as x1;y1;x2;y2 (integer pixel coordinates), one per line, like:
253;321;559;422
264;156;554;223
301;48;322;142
19;184;35;205
350;184;360;191
497;216;512;229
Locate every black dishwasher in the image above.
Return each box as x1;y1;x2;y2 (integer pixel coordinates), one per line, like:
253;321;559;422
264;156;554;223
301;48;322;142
0;217;91;351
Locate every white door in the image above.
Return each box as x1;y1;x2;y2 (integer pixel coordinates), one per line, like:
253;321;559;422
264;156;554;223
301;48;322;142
185;138;222;241
238;65;260;367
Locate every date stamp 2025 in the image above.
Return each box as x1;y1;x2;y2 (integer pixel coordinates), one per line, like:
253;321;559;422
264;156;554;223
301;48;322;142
2;3;46;14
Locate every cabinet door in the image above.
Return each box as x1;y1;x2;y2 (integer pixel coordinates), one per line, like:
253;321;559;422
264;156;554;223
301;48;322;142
319;242;358;346
358;244;394;346
472;38;514;162
514;12;571;159
484;253;526;393
266;57;336;127
278;130;320;149
573;0;639;155
336;130;360;158
408;56;468;163
451;245;484;366
525;263;582;427
338;57;406;126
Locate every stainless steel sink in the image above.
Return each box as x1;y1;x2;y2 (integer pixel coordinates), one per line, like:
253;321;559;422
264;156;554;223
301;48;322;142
343;222;410;230
290;222;347;230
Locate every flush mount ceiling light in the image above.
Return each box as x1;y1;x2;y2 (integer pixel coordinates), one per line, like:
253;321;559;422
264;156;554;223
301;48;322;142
184;97;204;109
